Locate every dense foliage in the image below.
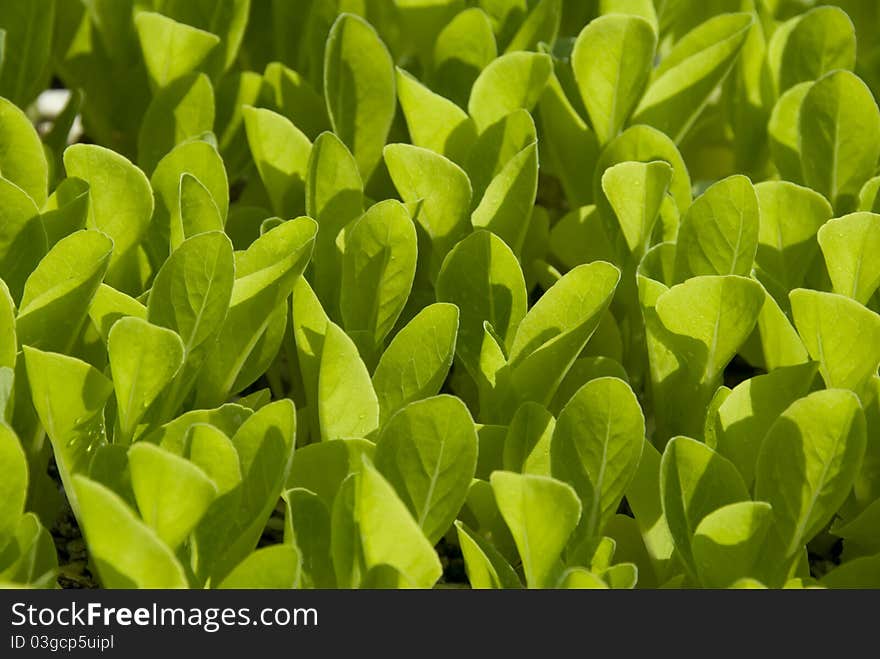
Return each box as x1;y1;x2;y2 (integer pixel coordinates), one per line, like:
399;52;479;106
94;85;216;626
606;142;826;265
1;0;880;589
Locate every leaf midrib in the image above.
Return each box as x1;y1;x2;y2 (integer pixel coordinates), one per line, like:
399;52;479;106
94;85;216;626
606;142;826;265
417;424;448;530
786;427;843;557
588;401;614;536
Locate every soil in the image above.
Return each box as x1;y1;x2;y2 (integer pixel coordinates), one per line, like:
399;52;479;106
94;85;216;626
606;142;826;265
47;458;98;589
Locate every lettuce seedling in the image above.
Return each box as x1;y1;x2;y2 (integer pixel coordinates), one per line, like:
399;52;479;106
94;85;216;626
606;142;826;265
0;1;879;590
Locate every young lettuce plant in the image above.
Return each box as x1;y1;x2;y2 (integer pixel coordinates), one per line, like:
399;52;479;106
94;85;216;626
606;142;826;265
2;0;880;590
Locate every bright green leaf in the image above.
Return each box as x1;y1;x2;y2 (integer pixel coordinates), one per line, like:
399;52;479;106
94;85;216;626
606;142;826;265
243;105;312;218
711;363;818;487
0;178;44;302
318;323;379;441
551;376;645;538
196;217;316;406
372;303;458;424
138;73;215;174
490;471;581;588
471;142;538;255
754;181;832;309
128;442;217;550
340;200;418;361
305;130;363;317
63;144;154;291
218;545;302;589
134;11;220;90
72;475;188;588
16;230;113;353
818;212;880;304
356;458;442;588
375;395;477;544
108;317;184;442
0;97;48;205
571;14;656;145
692;501;773;588
432;7;497;108
436;230;527;377
660;436;749;579
468;51;552;131
454;520;522;588
385;143;472;281
790;288;880;394
507;261;620;408
395;68;476;164
324;13;396;183
755;390;866;569
632;13;752;144
674;175;759;281
799;70;880;213
503;402;554;477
